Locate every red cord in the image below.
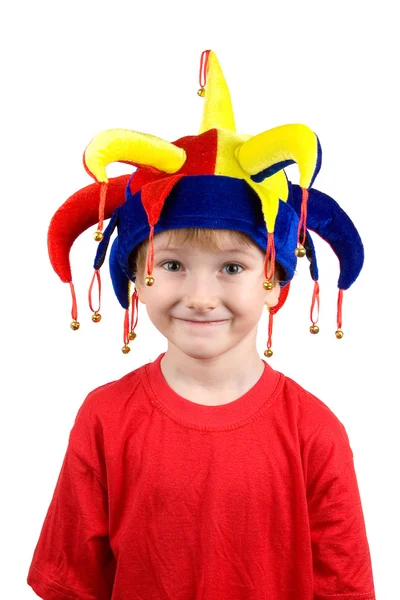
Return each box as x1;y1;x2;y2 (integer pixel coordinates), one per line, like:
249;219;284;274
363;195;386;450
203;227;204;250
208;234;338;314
297;187;309;247
267;311;273;349
98;182;107;232
199;50;211;88
88;270;101;313
264;233;276;281
310;280;320;325
146;225;155;277
337;289;343;330
69;281;78;321
130;289;139;332
123;308;129;345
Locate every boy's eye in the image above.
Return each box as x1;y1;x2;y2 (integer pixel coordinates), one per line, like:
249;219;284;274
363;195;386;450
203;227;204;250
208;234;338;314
223;263;243;275
162;261;182;272
161;261;244;275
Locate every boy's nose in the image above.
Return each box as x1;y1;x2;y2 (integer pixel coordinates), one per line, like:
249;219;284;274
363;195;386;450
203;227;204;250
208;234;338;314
183;293;220;312
181;272;222;311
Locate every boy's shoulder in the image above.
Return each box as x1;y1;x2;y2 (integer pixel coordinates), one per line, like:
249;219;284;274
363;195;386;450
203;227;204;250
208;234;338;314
278;370;351;451
73;360;149;425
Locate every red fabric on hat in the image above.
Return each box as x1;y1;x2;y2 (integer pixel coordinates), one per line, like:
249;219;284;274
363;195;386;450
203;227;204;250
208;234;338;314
48;175;130;283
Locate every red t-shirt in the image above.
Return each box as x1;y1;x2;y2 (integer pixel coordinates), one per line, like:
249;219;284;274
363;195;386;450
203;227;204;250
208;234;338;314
27;353;376;599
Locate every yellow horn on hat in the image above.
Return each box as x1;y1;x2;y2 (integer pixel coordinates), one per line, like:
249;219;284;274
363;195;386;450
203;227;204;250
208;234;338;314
235;124;320;189
84;128;187;183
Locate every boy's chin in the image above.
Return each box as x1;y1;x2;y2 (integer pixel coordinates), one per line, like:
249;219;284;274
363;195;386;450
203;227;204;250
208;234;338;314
166;339;237;362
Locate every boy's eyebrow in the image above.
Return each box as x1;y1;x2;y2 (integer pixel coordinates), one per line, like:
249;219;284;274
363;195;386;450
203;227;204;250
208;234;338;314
155;246;255;255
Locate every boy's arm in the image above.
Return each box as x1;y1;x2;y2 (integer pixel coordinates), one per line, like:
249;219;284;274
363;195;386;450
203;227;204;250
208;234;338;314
304;417;376;600
27;388;116;600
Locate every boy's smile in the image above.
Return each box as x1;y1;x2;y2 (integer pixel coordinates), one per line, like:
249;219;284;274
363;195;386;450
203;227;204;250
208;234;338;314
174;318;230;324
173;317;231;331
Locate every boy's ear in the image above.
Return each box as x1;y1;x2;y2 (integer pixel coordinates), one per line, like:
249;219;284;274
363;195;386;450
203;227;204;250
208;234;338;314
264;280;281;309
135;281;147;305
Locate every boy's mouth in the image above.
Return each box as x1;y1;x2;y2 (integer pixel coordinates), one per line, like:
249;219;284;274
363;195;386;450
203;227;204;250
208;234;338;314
174;318;229;326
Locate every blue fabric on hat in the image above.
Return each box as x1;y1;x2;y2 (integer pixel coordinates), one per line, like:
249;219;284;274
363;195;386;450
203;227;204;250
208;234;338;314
109;237;131;309
93;208;120;271
288;183;364;289
117;175;299;287
92;173;364;310
304;231;319;282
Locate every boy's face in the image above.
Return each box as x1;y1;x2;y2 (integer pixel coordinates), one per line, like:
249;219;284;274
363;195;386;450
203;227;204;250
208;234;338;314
135;230;281;360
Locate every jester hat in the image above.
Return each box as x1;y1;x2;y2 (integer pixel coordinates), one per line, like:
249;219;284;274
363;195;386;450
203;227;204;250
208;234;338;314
48;50;364;355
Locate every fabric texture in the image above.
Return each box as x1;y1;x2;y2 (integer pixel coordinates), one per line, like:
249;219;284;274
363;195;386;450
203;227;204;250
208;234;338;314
27;354;376;600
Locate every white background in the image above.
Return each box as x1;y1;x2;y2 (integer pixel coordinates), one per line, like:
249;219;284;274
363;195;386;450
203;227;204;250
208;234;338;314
1;0;398;597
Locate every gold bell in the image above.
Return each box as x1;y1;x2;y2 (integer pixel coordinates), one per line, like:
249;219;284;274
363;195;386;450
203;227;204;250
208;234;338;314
92;312;102;323
121;344;131;354
70;320;80;331
264;348;273;358
197;87;206;97
310;324;320;334
335;329;344;339
93;230;104;242
295;245;306;257
263;280;273;291
128;331;137;341
145;276;155;286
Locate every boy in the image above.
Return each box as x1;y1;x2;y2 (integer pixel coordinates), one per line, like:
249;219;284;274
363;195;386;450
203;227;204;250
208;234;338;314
132;227;283;405
27;51;376;599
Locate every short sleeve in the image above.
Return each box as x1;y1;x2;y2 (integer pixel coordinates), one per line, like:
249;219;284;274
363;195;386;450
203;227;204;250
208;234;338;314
304;416;376;600
27;388;116;600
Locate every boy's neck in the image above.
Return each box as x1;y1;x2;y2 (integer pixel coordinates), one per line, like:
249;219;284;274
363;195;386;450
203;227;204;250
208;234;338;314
159;341;266;406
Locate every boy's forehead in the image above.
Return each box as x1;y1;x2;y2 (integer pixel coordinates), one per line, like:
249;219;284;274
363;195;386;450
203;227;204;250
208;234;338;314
154;230;258;253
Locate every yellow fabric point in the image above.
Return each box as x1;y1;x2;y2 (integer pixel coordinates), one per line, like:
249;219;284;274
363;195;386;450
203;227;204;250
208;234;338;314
84;129;187;183
212;128;287;231
236;124;319;189
214;129;251;177
198;52;236;134
260;170;289;203
245;177;279;232
214;129;288;202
